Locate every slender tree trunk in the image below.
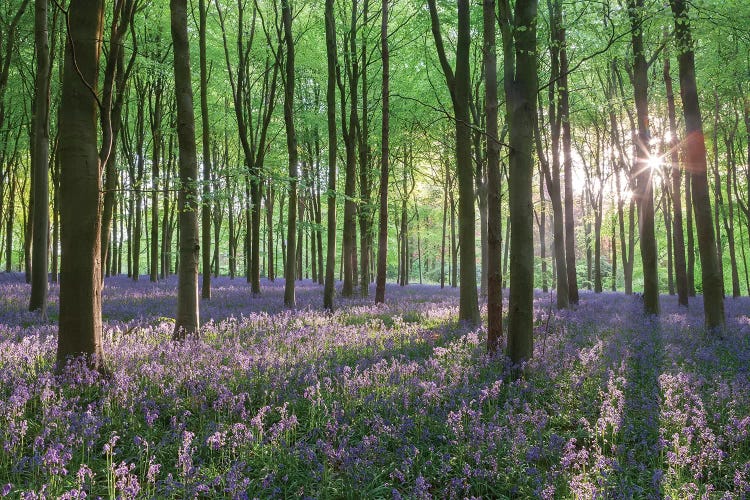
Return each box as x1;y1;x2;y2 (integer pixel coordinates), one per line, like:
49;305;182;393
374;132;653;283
56;0;106;370
266;182;275;281
171;0;200;338
485;0;503;353
724;131;741;297
5;174;13;272
199;0;212;298
450;191;457;288
29;0;50;314
664;52;688;305
611;215;617;291
712;95;725;295
686;171;696;295
440;165;448;289
559;9;578;304
282;0;297;308
323;0;337;310
51;154;59;281
664;189;675;294
375;0;389;304
148;82;163;284
670;0;725;332
539;167;548;293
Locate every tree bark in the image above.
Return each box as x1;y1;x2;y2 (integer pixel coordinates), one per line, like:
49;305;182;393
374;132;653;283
171;0;200;338
427;0;480;324
323;0;337;310
501;0;538;363
56;0;106;370
485;0;503;354
670;0;725;332
199;0;212;298
375;0;389;304
282;0;297;308
559;6;578;304
664;51;688;305
29;0;50;314
628;0;659;315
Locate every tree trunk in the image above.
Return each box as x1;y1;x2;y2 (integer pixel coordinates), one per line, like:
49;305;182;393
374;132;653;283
375;0;389;304
485;0;503;353
686;171;696;295
670;0;725;332
723;130;741;297
199;0;212;298
501;0;538;363
427;0;479;324
712;95;725;296
323;0;337;310
56;0;106;370
664;52;688;305
282;0;297;308
628;0;659;315
29;0;50;314
559;10;578;304
439;164;448;290
171;0;200;338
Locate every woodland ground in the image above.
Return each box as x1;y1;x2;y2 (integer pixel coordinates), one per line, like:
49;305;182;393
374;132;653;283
1;274;749;499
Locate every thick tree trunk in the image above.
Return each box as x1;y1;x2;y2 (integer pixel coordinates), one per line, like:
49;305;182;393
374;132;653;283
29;0;50;314
171;0;200;338
427;0;479;324
670;0;725;332
501;0;538;363
56;0;106;370
628;0;659;315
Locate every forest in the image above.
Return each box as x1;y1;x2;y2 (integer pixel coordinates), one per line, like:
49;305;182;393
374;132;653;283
1;0;750;497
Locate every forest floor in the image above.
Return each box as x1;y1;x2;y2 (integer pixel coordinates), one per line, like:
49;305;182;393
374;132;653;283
1;274;749;499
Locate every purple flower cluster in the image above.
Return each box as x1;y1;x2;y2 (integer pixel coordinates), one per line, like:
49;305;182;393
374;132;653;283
0;273;749;498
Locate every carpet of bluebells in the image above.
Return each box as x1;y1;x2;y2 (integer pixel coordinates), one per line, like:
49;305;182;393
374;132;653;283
1;273;750;499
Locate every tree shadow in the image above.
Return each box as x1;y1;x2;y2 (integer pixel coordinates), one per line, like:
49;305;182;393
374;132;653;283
611;312;664;498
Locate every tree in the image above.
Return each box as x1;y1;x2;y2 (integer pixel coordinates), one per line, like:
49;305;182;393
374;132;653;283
170;0;200;338
374;0;389;305
627;0;659;315
28;0;50;315
500;0;538;363
323;0;337;311
663;49;689;306
282;0;298;308
485;0;502;353
669;0;725;332
558;0;578;305
427;0;480;325
199;0;212;299
536;0;569;309
56;0;106;370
